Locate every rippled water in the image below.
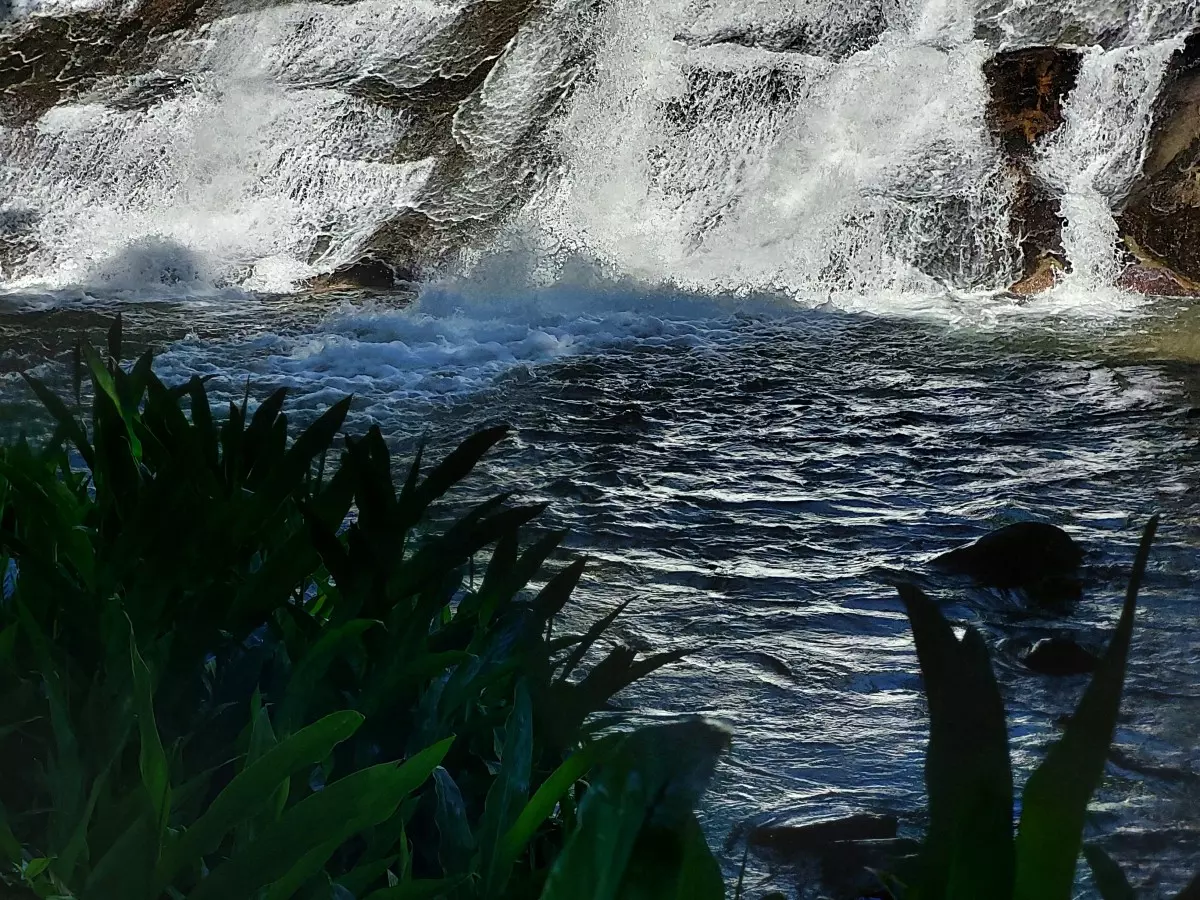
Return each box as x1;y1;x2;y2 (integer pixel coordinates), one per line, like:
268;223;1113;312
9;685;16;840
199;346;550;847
2;286;1199;896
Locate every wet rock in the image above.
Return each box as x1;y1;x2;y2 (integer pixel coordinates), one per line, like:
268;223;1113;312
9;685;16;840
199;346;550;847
747;813;898;856
0;0;205;124
1108;747;1199;784
1021;636;1099;676
1009;254;1064;296
1116;261;1200;297
931;522;1083;598
1119;34;1200;289
674;3;887;62
749;651;793;679
982;47;1082;290
306;257;402;293
0;206;37;279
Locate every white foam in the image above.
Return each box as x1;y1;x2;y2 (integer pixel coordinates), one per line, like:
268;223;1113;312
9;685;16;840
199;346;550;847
1034;39;1179;298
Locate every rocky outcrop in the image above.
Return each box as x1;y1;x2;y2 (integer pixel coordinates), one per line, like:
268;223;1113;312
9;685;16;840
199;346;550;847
674;2;888;62
982;47;1082;290
0;0;205;124
1118;34;1200;292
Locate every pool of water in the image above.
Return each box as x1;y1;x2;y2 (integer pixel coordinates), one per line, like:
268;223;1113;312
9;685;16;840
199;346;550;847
2;283;1199;896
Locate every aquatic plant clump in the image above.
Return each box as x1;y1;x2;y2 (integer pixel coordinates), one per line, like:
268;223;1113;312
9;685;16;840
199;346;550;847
0;318;720;900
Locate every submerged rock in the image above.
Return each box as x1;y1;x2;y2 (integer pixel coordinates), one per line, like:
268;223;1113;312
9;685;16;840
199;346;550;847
747;812;899;856
1021;636;1099;676
932;522;1083;599
982;47;1082;292
1119;33;1200;291
820;838;920;900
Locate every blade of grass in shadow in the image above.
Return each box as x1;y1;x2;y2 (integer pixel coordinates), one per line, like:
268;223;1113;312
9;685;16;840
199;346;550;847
1014;516;1159;900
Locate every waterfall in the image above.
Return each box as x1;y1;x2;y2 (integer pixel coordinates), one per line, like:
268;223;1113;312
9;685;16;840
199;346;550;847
1;0;1198;304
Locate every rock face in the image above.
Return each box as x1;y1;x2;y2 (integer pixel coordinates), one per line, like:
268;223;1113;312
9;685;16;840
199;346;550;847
1119;34;1200;291
932;522;1083;601
0;0;205;125
982;47;1082;290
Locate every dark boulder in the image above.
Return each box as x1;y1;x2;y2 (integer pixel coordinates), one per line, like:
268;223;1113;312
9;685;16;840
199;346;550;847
306;257;402;293
932;522;1083;598
982;47;1082;290
1021;636;1099;676
1119;33;1200;290
747;812;898;856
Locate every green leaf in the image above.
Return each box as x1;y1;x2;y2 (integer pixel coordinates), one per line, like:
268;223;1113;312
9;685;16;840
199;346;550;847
0;803;21;865
1015;516;1159;900
277;620;378;735
556;600;633;683
131;629;171;840
539;721;729;900
188;738;452;900
415;426;509;512
1083;844;1136;900
432;768;475;876
480;682;534;896
898;585;1013;900
618;811;724;900
498;736;619;868
533;559;588;623
82;807;157;900
21;373;94;469
262;838;342;900
159;711;365;886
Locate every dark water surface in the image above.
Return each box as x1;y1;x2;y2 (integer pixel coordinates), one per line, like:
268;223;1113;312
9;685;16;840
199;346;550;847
2;286;1199;895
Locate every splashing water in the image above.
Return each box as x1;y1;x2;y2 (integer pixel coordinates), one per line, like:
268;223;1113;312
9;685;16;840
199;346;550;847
0;0;1197;312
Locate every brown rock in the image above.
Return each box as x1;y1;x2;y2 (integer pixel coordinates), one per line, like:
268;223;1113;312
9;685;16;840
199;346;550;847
1009;254;1064;296
983;47;1082;158
306;258;402;293
982;48;1082;289
1119;35;1200;288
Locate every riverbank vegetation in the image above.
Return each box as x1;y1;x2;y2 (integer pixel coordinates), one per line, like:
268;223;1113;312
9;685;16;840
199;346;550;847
0;319;1194;899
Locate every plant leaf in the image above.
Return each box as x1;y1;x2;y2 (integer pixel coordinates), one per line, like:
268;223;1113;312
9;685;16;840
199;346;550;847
1083;844;1136;900
160;711;365;886
188;739;452;900
1014;516;1159;900
898;585;1013;900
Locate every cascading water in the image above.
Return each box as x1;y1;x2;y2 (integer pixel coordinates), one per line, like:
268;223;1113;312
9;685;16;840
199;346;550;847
3;4;1200;894
0;0;1197;307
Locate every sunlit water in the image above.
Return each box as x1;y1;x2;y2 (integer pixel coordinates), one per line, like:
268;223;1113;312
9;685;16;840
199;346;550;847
1;284;1198;895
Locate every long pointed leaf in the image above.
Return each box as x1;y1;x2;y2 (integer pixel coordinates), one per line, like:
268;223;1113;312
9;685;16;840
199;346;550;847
189;738;452;900
159;711;365;885
1015;516;1159;900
